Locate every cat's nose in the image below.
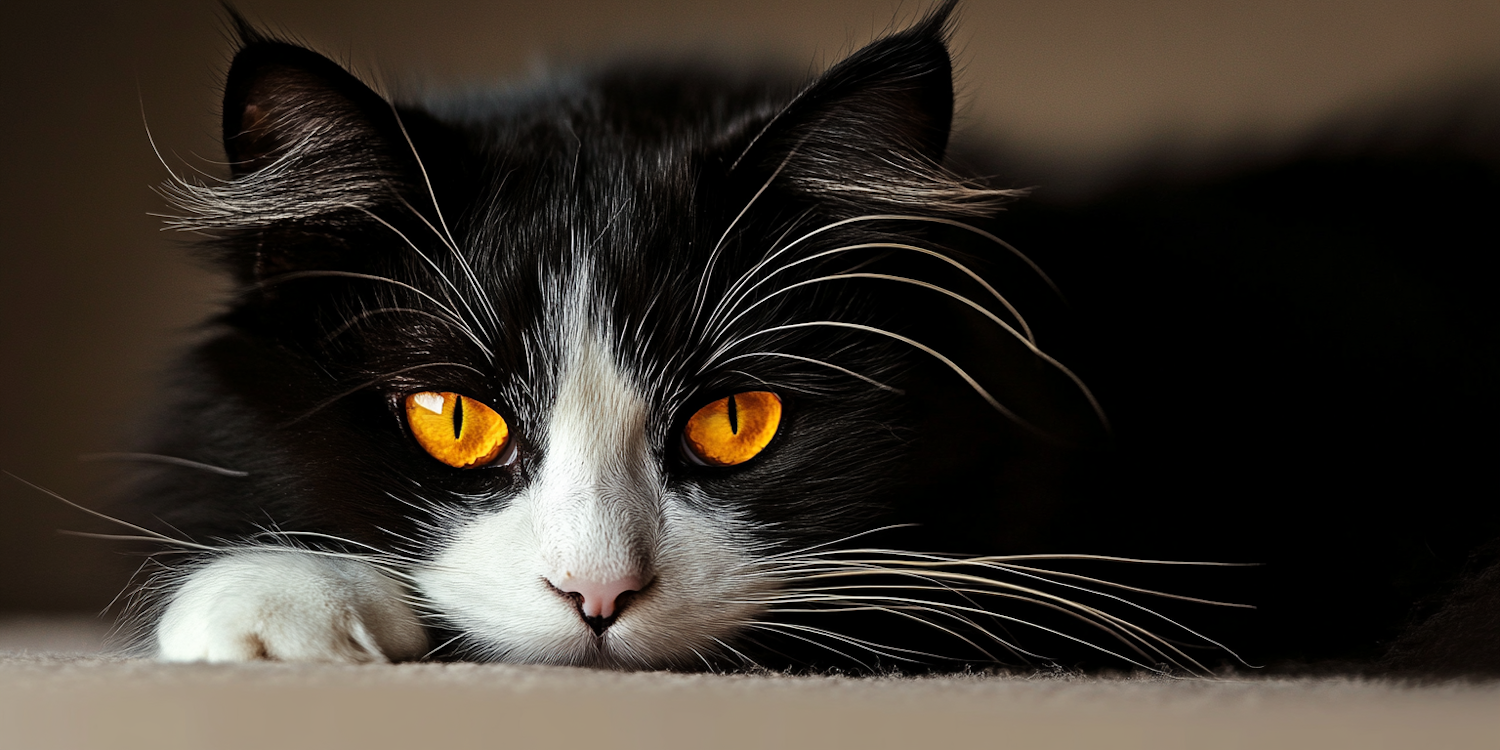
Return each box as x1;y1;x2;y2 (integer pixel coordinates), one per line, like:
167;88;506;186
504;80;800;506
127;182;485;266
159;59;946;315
548;573;646;634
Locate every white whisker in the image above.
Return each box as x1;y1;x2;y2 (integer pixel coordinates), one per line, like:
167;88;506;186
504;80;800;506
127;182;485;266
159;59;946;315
344;204;493;355
77;452;249;478
281;361;486;427
387;106;502;331
789;552;1250;665
714;241;1035;346
321;306;469;345
716;351;902;393
689;148;798;333
719;271;1106;430
7;471;216;552
706;320;1046;435
255;270;473;337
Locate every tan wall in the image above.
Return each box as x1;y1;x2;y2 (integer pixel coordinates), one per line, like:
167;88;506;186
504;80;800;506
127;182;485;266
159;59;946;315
3;0;1498;612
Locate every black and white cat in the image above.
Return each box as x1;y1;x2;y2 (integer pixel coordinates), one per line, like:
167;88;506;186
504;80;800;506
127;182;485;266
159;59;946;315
112;2;1500;674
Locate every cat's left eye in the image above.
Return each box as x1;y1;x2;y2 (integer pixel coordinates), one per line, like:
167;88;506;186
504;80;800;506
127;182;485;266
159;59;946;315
404;392;511;469
682;391;782;467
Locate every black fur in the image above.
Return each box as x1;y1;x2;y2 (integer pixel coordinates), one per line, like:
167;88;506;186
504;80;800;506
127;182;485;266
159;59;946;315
119;2;1500;674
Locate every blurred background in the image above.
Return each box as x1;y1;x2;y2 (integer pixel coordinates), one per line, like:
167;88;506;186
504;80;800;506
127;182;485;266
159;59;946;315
3;0;1499;619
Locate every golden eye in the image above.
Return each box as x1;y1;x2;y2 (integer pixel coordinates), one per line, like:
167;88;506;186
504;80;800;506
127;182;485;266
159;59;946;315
683;391;782;467
404;391;510;468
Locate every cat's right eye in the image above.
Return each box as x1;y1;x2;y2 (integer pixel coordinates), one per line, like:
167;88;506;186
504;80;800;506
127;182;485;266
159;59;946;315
404;392;511;469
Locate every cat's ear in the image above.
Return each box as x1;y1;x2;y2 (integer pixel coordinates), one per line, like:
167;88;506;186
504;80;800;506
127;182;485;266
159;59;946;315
160;18;453;281
735;0;1008;216
164;17;423;249
220;21;405;192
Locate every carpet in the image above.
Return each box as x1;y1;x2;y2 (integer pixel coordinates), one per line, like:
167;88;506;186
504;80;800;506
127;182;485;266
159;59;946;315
3;616;1498;750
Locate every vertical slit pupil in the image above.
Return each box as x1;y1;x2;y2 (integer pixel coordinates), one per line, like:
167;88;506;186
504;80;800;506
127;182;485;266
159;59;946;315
452;395;465;440
727;394;739;435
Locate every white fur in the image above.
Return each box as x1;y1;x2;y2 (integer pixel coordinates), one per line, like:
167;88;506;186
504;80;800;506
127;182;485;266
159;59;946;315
156;550;428;663
158;270;770;667
415;297;768;667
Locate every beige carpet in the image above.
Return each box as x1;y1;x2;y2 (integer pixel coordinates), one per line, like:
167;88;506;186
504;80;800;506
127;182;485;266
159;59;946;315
3;617;1499;750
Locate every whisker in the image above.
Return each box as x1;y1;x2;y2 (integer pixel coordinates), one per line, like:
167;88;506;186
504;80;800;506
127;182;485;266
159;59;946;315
746;621;904;667
764;583;1164;672
720;271;1107;430
786;550;1253;608
387;105;501;332
746;525;921;565
761;541;1251;670
7;471;215;551
775;563;1225;671
714;241;1035;346
320;306;467;345
280;361;486;427
690;148;798;333
792;551;1252;663
716;351;902;393
973;563;1252;609
344;204;491;353
685;646;717;672
772;597;1016;662
708;636;762;671
244;530;390;555
709;213;1055;337
77;452;249;478
854;214;1061;297
57;530;214;549
786;548;1259;567
255;270;472;336
421;632;467;661
706;320;1047;436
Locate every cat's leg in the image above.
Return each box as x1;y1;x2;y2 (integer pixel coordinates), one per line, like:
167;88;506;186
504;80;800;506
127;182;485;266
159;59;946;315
155;549;428;663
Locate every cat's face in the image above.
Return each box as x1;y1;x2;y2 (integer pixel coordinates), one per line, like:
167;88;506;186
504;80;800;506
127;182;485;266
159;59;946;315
367;144;894;666
151;5;1016;667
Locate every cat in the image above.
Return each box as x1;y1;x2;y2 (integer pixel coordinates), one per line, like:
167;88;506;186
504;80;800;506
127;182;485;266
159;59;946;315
99;0;1500;674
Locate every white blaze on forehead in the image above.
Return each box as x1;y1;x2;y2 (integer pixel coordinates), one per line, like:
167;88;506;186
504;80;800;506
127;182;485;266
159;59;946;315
413;392;446;414
531;322;660;583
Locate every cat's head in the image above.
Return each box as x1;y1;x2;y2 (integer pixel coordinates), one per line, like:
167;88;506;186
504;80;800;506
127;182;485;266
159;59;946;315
159;1;1018;667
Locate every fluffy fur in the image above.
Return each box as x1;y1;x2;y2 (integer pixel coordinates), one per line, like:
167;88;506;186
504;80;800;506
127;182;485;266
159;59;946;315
101;2;1500;675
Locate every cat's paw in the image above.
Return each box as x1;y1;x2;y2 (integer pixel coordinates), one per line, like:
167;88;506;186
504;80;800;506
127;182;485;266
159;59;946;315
155;549;428;663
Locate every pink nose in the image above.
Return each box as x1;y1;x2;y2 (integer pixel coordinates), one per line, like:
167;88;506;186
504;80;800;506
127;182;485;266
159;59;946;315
549;574;645;620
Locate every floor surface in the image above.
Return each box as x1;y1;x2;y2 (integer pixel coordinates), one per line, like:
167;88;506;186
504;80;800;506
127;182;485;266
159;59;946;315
3;616;1499;750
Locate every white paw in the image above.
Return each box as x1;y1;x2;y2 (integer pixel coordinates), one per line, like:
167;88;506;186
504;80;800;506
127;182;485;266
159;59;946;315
156;549;428;663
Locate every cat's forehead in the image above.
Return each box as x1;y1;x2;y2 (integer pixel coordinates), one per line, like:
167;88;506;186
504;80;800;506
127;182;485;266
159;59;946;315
467;126;709;241
441;143;715;418
441;72;773;253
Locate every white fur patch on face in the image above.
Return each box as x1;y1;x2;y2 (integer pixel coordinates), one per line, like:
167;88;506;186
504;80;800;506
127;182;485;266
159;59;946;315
415;281;770;667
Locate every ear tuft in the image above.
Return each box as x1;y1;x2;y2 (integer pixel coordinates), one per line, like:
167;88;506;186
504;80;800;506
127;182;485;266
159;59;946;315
740;0;1016;217
160;23;409;233
220;41;394;178
221;3;268;48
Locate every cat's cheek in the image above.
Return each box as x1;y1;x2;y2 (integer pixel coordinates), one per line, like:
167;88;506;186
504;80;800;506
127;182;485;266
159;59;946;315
413;504;582;660
155;550;428;663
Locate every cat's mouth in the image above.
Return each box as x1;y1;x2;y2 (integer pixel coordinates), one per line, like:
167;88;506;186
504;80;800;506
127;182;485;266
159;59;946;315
414;490;769;670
